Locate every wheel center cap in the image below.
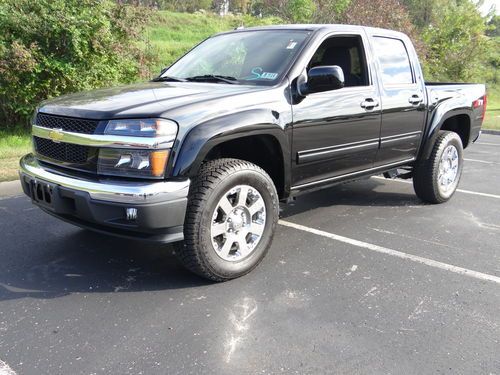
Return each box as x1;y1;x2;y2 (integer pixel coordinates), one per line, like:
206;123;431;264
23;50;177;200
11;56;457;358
228;209;245;232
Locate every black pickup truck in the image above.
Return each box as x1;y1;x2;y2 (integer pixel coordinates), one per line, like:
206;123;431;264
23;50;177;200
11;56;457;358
19;25;487;281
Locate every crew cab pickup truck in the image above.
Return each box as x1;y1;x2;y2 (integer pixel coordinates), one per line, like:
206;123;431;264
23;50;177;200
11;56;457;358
19;25;487;281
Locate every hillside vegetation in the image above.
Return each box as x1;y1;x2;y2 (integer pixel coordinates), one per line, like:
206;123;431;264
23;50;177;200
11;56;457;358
144;11;282;74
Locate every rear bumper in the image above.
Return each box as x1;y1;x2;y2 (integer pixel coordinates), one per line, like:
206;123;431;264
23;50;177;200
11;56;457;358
19;154;189;243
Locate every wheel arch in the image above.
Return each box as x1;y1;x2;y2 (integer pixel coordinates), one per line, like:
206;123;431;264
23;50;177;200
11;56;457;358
172;111;291;199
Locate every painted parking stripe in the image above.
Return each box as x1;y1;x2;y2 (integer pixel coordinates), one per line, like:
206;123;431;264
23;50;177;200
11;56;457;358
476;142;500;146
279;220;500;285
371;176;500;200
464;158;499;165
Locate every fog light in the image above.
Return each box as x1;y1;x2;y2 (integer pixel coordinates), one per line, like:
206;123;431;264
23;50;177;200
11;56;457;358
126;208;138;221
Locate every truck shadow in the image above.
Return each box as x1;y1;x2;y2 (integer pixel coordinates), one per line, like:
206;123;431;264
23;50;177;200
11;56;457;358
0;228;212;302
0;177;420;302
281;177;423;218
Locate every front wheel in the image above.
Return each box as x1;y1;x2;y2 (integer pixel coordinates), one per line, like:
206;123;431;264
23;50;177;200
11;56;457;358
175;158;279;281
413;131;463;203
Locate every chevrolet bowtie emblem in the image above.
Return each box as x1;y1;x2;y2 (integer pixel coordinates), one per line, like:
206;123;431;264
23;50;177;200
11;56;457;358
48;128;64;143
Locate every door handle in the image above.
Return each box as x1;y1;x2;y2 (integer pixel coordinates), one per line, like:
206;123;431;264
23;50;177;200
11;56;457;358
408;94;423;105
360;98;379;109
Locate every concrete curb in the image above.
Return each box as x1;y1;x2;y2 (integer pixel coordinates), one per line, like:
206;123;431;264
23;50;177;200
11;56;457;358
0;179;23;197
482;129;500;136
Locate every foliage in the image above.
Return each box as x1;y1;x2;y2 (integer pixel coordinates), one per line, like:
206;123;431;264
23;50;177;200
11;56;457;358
0;0;155;127
340;0;424;56
421;0;490;81
145;10;282;74
286;0;316;23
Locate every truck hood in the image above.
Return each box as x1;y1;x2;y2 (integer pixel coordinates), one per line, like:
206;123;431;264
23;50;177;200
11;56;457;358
38;81;268;121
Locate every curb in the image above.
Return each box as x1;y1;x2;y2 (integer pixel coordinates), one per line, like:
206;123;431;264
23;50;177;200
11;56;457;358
0;179;23;198
482;129;500;136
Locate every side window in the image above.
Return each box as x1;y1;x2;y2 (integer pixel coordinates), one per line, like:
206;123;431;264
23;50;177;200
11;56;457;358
372;37;414;85
307;35;369;88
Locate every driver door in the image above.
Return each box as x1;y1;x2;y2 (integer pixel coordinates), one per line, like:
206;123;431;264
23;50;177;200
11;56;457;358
291;33;381;189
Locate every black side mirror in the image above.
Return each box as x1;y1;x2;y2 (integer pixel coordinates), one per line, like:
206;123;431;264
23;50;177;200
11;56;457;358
299;66;345;95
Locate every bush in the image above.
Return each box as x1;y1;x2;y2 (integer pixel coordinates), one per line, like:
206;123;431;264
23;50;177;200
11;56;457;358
0;0;155;128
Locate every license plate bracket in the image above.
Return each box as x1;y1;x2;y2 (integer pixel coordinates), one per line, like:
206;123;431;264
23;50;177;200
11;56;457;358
30;179;56;208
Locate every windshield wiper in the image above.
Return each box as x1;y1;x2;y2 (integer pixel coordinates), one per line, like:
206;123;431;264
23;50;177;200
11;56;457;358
185;75;240;84
151;75;187;82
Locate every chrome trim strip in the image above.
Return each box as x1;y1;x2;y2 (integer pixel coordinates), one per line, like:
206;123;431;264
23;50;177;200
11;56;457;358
298;141;379;164
380;131;422;141
381;134;420;144
297;138;380;164
291;158;416;190
19;154;189;204
32;125;175;150
300;138;380;154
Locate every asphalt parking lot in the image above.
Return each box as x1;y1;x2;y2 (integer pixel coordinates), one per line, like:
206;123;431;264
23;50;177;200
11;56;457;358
0;134;499;375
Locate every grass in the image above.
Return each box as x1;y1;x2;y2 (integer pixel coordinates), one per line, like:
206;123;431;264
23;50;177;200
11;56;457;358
0;128;31;182
483;85;500;130
143;11;282;74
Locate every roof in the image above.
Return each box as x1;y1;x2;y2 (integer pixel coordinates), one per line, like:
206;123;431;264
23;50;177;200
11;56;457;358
218;24;409;40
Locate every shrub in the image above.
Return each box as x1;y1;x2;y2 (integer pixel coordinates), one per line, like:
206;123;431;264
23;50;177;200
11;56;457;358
0;0;155;128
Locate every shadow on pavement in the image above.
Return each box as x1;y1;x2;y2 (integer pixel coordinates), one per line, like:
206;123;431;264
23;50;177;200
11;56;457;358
281;177;423;218
0;227;211;302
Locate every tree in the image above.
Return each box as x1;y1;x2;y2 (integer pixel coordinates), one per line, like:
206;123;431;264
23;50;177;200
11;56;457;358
340;0;424;55
422;0;490;81
0;0;154;126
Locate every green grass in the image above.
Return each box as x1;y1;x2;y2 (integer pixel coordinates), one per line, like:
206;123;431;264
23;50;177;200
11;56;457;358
0;128;31;182
143;11;282;75
483;85;500;130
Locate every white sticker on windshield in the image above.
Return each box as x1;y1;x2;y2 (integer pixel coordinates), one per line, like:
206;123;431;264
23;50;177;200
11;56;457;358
286;41;298;49
248;67;278;80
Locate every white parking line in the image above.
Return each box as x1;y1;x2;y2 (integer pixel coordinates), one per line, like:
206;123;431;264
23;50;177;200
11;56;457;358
476;142;500;146
0;359;17;375
371;176;500;200
464;158;500;165
279;220;500;285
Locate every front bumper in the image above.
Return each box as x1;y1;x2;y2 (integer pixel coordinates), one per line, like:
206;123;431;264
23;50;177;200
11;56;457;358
19;154;190;243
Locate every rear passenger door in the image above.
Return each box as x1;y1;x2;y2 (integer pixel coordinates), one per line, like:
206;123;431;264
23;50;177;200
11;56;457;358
369;35;427;166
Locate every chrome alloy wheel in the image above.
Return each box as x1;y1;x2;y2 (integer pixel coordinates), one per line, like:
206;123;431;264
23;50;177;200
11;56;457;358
210;185;266;262
437;145;459;194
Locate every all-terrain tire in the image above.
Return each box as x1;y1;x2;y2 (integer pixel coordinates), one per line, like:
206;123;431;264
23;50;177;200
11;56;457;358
175;158;279;281
413;131;463;203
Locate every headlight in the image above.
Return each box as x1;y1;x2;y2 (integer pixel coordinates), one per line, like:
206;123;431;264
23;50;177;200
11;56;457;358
104;118;177;138
98;149;169;179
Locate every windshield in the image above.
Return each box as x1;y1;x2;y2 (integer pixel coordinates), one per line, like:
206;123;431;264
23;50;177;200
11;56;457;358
163;30;311;86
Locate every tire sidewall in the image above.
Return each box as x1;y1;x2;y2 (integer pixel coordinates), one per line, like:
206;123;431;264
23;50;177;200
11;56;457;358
433;133;463;201
197;167;278;279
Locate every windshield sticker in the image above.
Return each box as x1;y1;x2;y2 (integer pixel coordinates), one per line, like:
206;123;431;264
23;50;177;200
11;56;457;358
286;41;298;49
247;67;279;80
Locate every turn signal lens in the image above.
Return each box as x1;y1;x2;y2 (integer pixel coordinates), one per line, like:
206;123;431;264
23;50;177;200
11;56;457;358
150;150;169;177
98;148;170;179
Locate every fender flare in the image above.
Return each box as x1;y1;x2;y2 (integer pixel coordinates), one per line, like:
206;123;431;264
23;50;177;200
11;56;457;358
171;109;291;193
419;107;472;161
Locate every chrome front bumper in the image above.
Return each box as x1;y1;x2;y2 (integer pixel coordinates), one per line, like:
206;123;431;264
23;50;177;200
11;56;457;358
19;154;190;243
19;153;189;204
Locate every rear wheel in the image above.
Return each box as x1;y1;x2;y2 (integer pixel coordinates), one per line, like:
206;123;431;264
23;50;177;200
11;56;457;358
175;158;279;281
413;131;463;203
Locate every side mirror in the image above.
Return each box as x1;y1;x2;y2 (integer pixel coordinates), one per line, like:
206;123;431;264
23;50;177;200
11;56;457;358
299;66;345;95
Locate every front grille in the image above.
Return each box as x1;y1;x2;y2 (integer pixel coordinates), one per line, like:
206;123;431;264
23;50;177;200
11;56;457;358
34;136;89;164
35;113;99;134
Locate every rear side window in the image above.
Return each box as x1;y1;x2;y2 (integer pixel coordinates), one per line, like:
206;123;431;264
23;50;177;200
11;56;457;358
372;37;413;85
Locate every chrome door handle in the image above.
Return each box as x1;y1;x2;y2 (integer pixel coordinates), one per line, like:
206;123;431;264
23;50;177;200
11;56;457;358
408;94;423;105
360;98;379;109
